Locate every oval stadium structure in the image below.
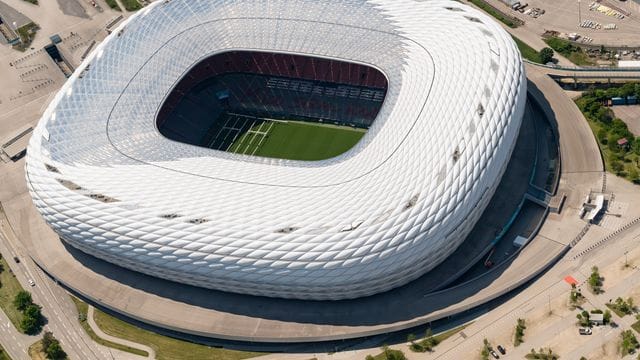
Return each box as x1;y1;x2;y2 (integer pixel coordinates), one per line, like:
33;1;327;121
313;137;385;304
26;0;526;300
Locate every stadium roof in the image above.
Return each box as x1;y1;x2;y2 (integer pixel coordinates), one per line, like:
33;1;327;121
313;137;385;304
26;0;526;300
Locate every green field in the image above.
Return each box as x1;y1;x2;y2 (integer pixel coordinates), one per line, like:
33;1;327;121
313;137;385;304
92;307;262;360
0;255;24;330
228;120;366;161
70;297;148;357
0;343;10;360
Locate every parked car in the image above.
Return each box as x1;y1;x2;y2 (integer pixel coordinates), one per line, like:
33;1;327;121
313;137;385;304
497;345;506;355
28;279;35;287
579;327;592;335
490;349;500;359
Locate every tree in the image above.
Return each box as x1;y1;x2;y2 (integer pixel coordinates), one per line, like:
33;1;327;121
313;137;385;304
595;106;612;123
621;330;639;355
603;309;612;324
379;345;406;360
45;341;66;360
13;290;33;311
42;331;54;351
539;47;554;64
481;339;491;360
20;304;42;334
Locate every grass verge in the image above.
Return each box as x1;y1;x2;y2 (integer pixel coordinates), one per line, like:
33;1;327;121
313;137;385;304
370;348;406;360
92;307;263;360
0;343;11;360
69;297;148;357
512;36;542;63
13;22;39;52
120;0;142;11
632;319;640;333
104;0;121;11
0;255;24;330
467;0;523;28
433;323;471;343
229;120;365;161
605;303;628;318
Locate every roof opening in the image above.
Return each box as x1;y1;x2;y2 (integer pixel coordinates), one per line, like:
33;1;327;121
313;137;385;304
157;51;388;161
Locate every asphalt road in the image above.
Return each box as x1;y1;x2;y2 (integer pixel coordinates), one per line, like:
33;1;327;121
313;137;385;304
0;210;143;360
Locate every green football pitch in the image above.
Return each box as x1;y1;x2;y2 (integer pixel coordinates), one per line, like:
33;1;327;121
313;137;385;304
227;120;366;161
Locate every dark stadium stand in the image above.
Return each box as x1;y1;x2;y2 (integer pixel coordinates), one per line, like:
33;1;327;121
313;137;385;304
157;51;387;151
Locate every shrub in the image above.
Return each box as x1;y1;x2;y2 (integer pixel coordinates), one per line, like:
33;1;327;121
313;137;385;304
539;47;554;64
621;330;639;355
515;318;526;346
13;290;33;311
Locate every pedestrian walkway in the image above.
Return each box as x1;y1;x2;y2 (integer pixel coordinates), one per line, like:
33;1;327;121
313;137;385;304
87;306;156;359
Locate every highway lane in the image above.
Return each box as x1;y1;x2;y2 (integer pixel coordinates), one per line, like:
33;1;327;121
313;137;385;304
0;306;32;360
0;209;137;360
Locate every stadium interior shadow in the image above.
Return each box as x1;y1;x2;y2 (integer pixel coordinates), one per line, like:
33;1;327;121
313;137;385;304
63;89;560;328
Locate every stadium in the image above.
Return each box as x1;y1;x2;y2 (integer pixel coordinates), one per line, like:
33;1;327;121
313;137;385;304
26;0;526;300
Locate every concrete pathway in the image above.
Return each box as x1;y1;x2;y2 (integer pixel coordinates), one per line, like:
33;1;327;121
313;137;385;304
87;305;156;359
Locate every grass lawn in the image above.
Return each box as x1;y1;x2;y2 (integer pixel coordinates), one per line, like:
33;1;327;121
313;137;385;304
104;0;121;11
370;348;407;360
605;303;628;318
0;343;11;360
228;120;365;161
27;341;48;360
0;255;24;330
467;0;523;28
433;323;471;343
69;297;148;357
544;37;596;66
512;36;542;63
120;0;141;11
92;308;263;360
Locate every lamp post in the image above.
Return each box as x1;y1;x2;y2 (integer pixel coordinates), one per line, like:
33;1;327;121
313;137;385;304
625;249;629;267
578;0;582;27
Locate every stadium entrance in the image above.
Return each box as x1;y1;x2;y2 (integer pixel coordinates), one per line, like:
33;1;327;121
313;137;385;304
156;51;388;161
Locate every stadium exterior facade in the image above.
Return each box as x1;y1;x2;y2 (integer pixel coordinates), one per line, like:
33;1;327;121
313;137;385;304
26;0;526;300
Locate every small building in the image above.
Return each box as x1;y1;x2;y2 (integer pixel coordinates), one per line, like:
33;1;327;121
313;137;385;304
513;235;528;248
617;137;630;150
590;313;604;326
619;60;640;68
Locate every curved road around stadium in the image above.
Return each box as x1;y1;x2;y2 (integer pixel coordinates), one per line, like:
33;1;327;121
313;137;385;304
0;61;605;344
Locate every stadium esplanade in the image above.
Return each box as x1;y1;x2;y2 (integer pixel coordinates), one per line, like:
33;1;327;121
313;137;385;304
26;0;526;300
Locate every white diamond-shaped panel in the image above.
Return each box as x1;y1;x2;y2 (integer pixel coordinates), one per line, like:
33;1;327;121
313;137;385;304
26;0;527;300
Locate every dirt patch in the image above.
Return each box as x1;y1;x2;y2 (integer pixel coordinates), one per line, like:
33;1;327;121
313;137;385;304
586;338;620;360
547;326;593;356
522;295;574;342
